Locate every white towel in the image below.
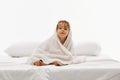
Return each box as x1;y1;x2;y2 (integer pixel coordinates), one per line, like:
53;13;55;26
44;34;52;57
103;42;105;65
27;31;85;65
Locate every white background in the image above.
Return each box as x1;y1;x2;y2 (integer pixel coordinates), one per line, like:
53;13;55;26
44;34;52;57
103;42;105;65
0;0;120;60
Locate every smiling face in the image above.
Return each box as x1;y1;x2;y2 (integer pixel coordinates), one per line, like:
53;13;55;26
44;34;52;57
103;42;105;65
56;21;70;40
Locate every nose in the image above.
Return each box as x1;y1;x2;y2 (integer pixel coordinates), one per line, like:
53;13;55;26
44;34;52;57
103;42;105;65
61;28;64;30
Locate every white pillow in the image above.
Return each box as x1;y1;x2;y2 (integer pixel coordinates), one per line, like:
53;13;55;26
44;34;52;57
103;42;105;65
4;42;40;57
74;42;101;56
5;42;101;57
0;51;10;57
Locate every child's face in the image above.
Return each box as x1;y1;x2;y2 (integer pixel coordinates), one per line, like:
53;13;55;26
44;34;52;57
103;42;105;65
57;22;70;39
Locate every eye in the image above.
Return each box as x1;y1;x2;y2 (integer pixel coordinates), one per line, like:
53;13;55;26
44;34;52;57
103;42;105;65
59;27;62;29
64;26;68;30
64;28;67;30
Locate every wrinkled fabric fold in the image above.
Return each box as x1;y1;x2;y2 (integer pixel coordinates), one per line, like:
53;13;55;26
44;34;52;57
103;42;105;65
27;31;86;65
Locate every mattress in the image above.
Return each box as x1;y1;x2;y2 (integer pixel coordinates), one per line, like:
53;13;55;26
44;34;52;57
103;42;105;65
0;53;120;80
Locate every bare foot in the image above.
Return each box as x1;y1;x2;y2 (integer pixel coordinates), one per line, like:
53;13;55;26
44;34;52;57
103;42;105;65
33;60;45;66
49;61;61;66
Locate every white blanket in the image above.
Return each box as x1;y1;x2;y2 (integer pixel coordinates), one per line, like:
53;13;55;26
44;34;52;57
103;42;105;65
27;31;85;65
0;56;120;80
0;56;48;80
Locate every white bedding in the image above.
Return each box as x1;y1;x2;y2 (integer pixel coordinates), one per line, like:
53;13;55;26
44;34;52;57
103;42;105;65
0;53;120;80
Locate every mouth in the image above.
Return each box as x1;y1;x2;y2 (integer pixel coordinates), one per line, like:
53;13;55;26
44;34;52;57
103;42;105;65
60;32;65;35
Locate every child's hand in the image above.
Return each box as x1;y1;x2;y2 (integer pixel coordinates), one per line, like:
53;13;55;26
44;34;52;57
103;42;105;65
33;60;43;66
50;61;61;66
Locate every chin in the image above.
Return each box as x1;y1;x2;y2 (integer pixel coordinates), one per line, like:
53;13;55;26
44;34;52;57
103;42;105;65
60;35;67;38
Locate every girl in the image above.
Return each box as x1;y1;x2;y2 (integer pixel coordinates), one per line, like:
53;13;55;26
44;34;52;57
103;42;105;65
27;20;74;66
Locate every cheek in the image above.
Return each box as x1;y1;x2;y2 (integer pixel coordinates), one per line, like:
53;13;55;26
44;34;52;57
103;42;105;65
56;30;60;35
56;30;60;33
65;31;69;35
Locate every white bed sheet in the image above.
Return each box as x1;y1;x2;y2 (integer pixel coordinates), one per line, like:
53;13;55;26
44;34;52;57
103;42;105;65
0;53;120;80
